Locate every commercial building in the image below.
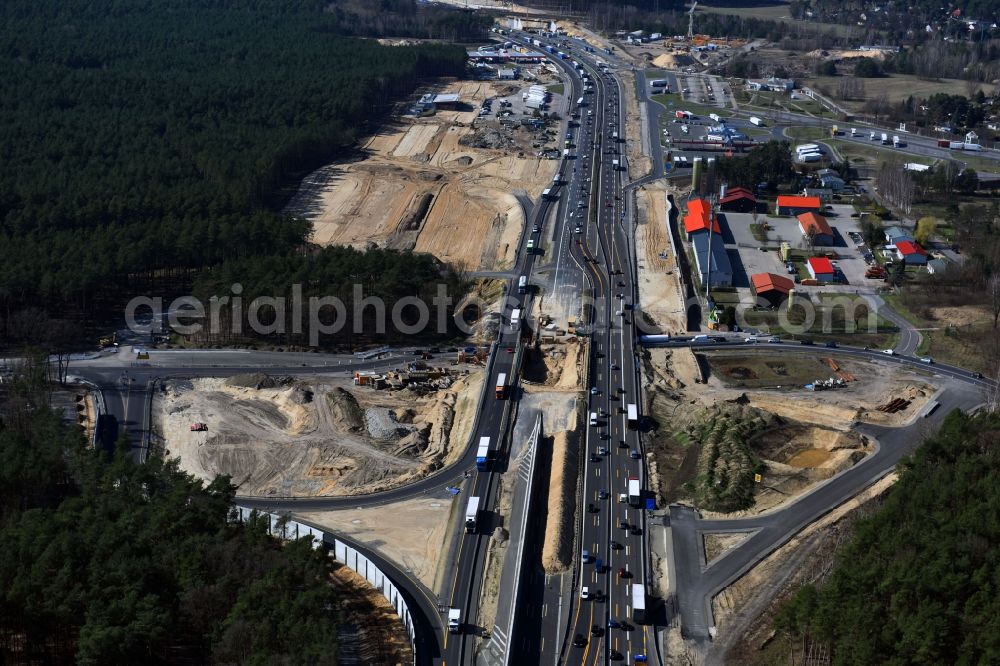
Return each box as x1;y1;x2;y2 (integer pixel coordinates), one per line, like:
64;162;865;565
797;212;834;246
718;186;757;213
751;272;795;307
497;68;518;80
806;257;835;282
776;195;821;216
895;240;928;265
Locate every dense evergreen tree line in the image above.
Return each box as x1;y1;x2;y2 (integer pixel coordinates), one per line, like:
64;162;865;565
326;0;495;40
0;1;467;342
775;410;1000;664
714;141;797;193
189;245;467;346
0;399;339;664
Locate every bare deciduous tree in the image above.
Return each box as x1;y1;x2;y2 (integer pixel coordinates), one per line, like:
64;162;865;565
876;162;915;215
990;273;1000;329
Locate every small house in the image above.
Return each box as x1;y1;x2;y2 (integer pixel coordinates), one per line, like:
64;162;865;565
806;257;835;282
895;240;928;265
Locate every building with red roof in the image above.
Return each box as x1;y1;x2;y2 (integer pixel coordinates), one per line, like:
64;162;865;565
776;195;821;216
797;211;834;246
895;240;928;265
750;272;795;307
683;198;721;235
806;256;835;281
719;186;757;213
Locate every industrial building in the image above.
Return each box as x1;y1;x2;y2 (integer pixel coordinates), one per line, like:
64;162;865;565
751;272;795;307
797;212;834;246
683;198;721;236
417;93;462;114
718;186;757;213
776;195;822;216
692;232;733;287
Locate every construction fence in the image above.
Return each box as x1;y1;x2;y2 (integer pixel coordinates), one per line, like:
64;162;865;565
233;506;417;666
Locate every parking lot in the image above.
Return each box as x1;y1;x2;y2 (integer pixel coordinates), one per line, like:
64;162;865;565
718;203;880;299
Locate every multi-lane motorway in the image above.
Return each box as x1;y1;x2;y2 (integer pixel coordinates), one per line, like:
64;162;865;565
64;27;999;666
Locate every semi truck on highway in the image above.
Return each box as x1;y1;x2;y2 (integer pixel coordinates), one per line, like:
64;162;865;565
628;477;642;508
627;403;638;429
749;116;763;126
881;132;890;145
632;584;647;624
518;275;528;293
511;308;522;329
495;373;507;399
465;496;481;533
448;608;461;633
476;437;491;471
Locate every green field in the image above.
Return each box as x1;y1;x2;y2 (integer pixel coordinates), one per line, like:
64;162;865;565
697;3;872;38
881;293;993;371
828;139;936;168
785;126;833;141
706;352;836;389
546;83;564;96
651;92;724;120
807;74;973;112
739;89;835;118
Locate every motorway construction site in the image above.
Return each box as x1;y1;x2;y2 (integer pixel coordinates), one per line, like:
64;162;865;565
155;370;482;497
284;78;559;271
643;347;935;513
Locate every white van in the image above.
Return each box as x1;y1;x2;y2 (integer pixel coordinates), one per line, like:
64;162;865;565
589;412;598;426
692;334;709;342
744;336;758;343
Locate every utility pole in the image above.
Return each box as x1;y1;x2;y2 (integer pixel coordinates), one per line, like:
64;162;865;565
704;192;718;302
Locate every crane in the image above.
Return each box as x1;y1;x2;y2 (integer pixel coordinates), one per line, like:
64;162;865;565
687;1;697;39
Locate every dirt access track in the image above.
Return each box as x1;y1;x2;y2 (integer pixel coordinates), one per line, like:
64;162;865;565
155;371;482;497
286;79;558;271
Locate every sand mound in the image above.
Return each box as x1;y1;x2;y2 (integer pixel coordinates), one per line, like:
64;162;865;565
327;387;366;432
541;431;577;573
652;53;694;69
225;373;283;389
